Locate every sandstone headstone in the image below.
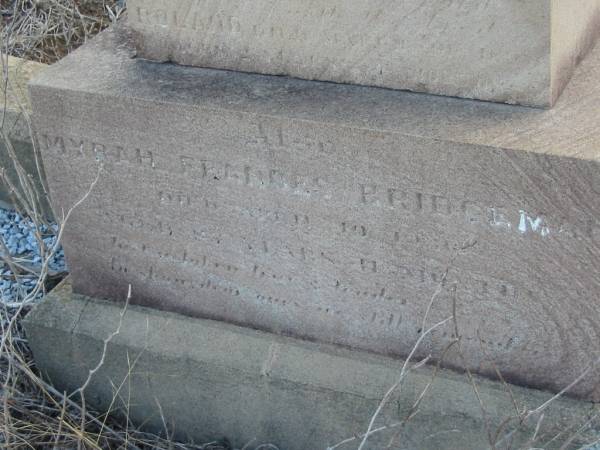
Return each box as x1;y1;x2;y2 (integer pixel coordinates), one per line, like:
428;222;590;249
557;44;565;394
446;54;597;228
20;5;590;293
127;0;600;107
29;27;600;400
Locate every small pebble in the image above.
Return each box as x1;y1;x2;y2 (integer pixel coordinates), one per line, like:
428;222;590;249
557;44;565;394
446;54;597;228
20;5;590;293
0;207;67;303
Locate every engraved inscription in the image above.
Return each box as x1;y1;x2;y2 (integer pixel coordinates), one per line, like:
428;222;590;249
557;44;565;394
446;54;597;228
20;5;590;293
40;133;595;243
42;126;585;360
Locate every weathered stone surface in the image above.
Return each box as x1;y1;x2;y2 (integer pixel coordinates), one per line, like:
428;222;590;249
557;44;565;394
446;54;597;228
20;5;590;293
552;0;600;101
0;56;50;213
127;0;600;107
29;27;600;400
24;278;600;450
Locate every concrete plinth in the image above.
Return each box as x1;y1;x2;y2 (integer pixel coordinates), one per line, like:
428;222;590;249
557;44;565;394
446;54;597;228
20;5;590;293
24;279;600;450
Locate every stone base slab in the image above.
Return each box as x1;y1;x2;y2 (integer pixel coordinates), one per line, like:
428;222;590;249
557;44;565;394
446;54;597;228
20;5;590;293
24;279;600;450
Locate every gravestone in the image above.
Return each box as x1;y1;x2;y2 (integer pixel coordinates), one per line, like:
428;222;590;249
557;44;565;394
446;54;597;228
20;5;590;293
29;25;600;402
127;0;600;107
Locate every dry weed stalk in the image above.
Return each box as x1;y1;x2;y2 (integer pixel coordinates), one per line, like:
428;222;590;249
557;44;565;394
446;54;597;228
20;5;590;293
329;256;599;450
327;270;457;450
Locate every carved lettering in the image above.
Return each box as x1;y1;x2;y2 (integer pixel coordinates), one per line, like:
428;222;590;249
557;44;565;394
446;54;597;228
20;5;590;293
39;134;66;154
342;222;367;237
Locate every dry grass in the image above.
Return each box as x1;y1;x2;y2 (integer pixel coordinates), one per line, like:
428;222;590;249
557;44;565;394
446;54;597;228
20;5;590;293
1;0;124;64
1;302;233;449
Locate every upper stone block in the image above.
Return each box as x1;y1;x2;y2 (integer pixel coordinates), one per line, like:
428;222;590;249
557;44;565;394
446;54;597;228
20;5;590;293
127;0;600;107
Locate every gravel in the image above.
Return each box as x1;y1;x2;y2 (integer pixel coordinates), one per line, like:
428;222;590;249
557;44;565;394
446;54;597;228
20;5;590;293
0;207;66;303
